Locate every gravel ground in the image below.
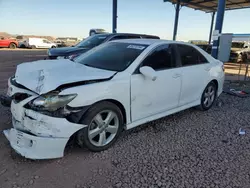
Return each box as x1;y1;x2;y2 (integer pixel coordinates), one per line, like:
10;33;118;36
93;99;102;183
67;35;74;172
1;50;250;188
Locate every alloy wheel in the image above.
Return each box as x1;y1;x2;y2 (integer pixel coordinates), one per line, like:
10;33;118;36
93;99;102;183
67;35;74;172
88;110;119;147
203;85;215;108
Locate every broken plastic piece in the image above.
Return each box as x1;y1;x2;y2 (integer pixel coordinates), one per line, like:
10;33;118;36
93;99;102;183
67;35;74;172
223;88;250;98
239;128;246;135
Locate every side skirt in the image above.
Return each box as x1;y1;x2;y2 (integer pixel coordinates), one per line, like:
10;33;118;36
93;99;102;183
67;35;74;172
125;100;200;130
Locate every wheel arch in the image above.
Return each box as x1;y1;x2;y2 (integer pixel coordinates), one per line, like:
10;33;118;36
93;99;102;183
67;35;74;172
9;42;17;47
96;99;127;125
67;99;127;125
210;79;219;95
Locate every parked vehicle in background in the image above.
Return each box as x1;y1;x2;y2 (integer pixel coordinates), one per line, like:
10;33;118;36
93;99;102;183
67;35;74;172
18;39;28;48
1;39;224;159
230;42;250;63
89;28;108;36
54;40;67;48
47;33;160;60
0;37;18;49
21;38;57;49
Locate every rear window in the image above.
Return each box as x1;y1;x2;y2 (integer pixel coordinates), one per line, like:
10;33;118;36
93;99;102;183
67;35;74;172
75;42;148;71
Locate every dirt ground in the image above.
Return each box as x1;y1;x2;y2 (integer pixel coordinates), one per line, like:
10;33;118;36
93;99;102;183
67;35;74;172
1;50;250;188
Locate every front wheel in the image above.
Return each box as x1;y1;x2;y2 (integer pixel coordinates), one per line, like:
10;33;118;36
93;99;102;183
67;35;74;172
198;82;217;111
76;101;124;152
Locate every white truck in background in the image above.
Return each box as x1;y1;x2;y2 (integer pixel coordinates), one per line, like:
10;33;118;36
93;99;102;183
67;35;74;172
18;38;57;49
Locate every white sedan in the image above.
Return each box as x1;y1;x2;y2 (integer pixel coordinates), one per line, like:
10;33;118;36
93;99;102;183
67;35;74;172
2;39;224;159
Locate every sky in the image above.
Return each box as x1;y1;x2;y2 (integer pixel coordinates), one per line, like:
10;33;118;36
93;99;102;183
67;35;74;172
0;0;249;41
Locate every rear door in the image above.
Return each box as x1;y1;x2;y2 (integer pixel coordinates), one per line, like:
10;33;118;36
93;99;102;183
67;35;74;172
176;44;212;106
130;44;182;121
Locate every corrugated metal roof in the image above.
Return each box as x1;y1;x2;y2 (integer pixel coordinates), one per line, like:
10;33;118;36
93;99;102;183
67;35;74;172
164;0;250;12
233;34;250;37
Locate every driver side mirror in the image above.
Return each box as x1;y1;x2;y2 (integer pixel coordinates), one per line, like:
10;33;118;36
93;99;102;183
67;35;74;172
139;66;157;81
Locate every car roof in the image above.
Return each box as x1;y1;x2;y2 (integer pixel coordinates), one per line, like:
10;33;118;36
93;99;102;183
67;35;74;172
94;33;160;38
111;39;194;46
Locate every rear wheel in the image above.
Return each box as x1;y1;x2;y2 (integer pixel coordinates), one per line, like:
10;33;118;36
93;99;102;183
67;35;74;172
9;43;16;49
76;101;124;152
31;45;36;49
198;82;217;111
51;45;56;48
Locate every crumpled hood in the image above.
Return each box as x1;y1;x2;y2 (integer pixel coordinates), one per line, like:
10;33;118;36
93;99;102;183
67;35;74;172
15;59;116;94
48;46;90;56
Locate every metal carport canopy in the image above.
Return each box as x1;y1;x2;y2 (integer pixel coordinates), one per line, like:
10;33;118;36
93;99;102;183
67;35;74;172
163;0;250;58
111;0;250;58
164;0;250;12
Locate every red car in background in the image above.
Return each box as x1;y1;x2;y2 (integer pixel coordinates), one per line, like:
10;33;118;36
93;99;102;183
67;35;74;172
0;37;18;49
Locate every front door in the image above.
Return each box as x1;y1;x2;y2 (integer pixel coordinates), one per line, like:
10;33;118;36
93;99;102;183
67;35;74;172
131;44;182;122
0;38;7;47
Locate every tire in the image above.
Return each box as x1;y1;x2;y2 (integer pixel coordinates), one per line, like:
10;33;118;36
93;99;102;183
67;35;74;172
9;43;17;49
31;45;36;49
51;46;56;48
198;82;217;111
76;101;124;152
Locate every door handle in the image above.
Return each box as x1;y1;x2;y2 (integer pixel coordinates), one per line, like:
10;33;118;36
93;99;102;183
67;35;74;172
172;74;181;78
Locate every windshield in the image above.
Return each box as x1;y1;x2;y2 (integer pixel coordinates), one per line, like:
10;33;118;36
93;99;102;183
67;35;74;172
75;42;148;71
75;34;108;48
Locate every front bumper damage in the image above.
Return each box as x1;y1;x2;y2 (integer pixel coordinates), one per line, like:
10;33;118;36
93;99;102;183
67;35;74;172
2;79;87;159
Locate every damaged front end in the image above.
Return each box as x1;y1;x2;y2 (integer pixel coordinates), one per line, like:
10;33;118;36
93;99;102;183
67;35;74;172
2;77;89;160
2;59;117;159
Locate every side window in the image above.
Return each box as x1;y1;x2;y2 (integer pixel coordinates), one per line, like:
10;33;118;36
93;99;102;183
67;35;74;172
141;36;160;39
110;36;129;41
141;45;176;71
177;44;208;66
110;35;141;41
126;35;141;39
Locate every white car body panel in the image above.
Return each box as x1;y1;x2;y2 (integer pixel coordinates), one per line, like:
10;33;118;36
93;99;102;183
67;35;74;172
131;68;182;121
15;59;116;94
3;39;225;159
179;64;211;106
60;73;131;124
